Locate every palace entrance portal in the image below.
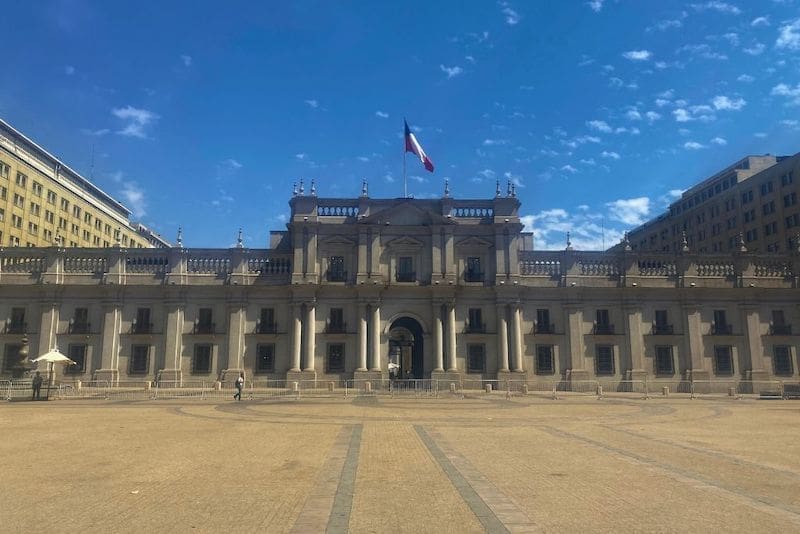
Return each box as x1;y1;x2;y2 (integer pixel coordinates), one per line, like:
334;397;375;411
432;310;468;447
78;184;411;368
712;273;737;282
387;317;424;379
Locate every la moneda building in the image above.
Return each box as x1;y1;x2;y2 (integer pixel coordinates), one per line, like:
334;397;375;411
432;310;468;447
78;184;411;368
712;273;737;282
0;118;799;388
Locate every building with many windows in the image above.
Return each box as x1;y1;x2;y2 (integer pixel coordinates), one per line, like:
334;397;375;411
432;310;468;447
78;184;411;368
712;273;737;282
0;118;169;249
1;185;798;387
622;153;799;254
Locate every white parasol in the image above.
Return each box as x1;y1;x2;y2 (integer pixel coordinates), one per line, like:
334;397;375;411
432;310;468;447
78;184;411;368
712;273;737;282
30;348;75;384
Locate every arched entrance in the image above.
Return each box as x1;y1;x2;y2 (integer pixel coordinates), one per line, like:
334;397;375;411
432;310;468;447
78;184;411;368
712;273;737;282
388;317;424;379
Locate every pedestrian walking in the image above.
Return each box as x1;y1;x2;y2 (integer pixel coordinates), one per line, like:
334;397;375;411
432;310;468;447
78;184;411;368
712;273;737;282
233;372;244;401
31;371;43;401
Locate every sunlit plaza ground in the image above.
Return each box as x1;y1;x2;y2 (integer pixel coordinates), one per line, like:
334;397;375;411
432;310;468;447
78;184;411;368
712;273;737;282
3;394;800;533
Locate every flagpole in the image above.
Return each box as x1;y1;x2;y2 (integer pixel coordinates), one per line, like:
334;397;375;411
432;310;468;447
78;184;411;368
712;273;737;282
403;120;408;198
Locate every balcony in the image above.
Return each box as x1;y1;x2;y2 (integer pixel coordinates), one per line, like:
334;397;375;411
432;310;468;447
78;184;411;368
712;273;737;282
68;321;91;335
255;322;278;334
712;323;733;335
131;322;154;335
5;322;27;335
326;270;347;283
325;322;347;334
193;322;216;335
534;323;556;335
770;324;793;335
464;271;485;283
464;322;486;334
593;324;615;335
395;271;416;283
652;323;674;335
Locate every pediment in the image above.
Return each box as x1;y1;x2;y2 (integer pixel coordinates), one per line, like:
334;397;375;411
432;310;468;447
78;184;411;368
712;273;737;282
359;201;454;226
385;236;425;249
456;236;494;248
320;235;357;247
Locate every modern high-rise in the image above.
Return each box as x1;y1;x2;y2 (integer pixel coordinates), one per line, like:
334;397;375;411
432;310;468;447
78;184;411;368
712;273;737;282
0;118;169;249
623;153;799;254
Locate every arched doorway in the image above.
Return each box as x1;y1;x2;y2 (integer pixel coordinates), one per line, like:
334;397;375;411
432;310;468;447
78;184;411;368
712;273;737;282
388;317;424;379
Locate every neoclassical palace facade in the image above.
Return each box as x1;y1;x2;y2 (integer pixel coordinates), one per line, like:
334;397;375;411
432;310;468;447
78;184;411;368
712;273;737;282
1;191;799;384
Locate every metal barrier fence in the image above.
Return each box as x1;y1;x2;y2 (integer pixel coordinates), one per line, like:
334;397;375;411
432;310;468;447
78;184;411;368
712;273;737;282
3;378;800;402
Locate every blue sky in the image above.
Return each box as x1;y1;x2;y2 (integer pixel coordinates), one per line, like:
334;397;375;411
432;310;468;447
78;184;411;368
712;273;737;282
1;0;799;249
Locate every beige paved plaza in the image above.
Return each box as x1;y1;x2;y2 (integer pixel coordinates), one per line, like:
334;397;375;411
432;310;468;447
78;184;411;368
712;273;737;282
2;394;800;533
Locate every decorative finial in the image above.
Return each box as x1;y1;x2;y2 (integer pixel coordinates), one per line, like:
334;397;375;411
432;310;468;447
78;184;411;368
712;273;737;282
510;182;517;198
444;178;450;198
177;226;183;248
236;228;243;248
292;182;298;196
565;231;573;251
495;180;501;198
299;178;305;196
506;179;512;197
737;232;747;253
681;230;689;253
310;179;316;196
115;227;122;247
623;232;632;252
361;178;368;197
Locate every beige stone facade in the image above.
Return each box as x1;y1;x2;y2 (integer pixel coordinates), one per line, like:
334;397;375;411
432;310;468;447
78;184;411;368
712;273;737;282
623;153;799;254
0;118;169;249
0;191;798;385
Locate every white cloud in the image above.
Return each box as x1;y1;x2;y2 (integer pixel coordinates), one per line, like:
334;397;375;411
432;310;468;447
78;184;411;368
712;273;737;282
606;197;650;225
111;106;160;138
500;3;520;25
121;182;146;218
622;50;652;61
81;128;110;136
523;207;624;251
357;156;370;162
180;54;192;67
649;19;683;31
751;16;769;27
711;137;727;145
771;83;800;105
560;164;578;173
626;110;642;121
737;74;755;82
375;111;389;118
690;2;742;15
658;89;675;99
304;99;319;108
384;173;395;183
645;111;662;122
781;119;799;128
673;108;693;122
587;0;603;12
743;42;765;55
776;18;800;50
410;175;426;183
295;153;306;160
601;150;621;160
754;132;767;138
587;120;613;132
465;55;475;63
684;141;706;150
222;158;242;170
712;95;746;110
483;138;509;146
655;98;671;107
65;65;75;75
580;158;597;166
676;43;728;60
440;64;464;78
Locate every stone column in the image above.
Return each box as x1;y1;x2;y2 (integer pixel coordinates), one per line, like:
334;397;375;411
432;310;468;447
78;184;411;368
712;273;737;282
742;305;767;381
511;304;523;371
225;303;246;374
496;304;509;372
161;302;185;383
96;302;121;383
565;305;587;380
683;303;707;380
433;304;444;371
625;305;646;379
357;303;368;371
370;303;380;371
290;304;302;371
447;303;457;371
36;302;59;355
304;302;316;371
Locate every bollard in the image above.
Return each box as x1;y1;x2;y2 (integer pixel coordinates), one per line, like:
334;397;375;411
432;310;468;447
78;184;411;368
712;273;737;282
292;381;299;392
365;381;372;393
328;381;335;392
76;380;82;391
450;382;456;394
214;381;221;391
728;386;735;397
522;384;529;395
485;384;492;393
662;386;669;397
596;385;603;397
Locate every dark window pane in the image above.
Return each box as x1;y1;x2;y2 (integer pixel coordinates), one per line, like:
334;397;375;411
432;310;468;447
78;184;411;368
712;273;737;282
467;344;485;373
193;344;212;373
713;346;733;376
536;345;554;375
256;344;275;373
655;346;674;375
130;345;150;374
67;344;87;373
327;344;345;372
773;346;793;376
596;345;614;375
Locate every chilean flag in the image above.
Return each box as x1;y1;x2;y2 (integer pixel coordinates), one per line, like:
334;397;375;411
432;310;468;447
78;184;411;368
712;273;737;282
404;120;434;172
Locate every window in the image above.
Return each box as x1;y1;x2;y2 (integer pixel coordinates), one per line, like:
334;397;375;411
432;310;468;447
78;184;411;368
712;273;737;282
327;255;346;282
46;190;56;204
0;208;4;222
45;210;54;224
741;190;753;204
104;224;111;236
71;223;79;236
746;228;758;242
467;308;484;333
0;161;9;178
595;309;613;334
773;346;793;376
760;181;773;196
71;307;89;333
713;310;730;335
781;172;794;186
762;201;775;215
15;172;27;188
595;345;615;375
32;181;42;196
535;345;555;375
743;209;755;223
467;344;485;373
784;192;798;208
327;308;345;333
58;217;67;229
66;344;87;374
765;221;778;236
396;256;414;282
327;343;345;373
258;308;276;334
83;212;92;224
536;309;552;334
0;186;6;199
94;219;102;230
192;344;213;373
655;346;674;375
82;229;91;241
11;215;23;231
786;214;800;229
13;193;24;207
134;307;152;334
3;344;22;372
130;345;150;374
72;205;81;218
465;256;483;282
256;344;275;373
59;198;69;211
713;345;734;376
196;308;214;334
771;310;791;335
29;202;40;217
654;310;673;335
